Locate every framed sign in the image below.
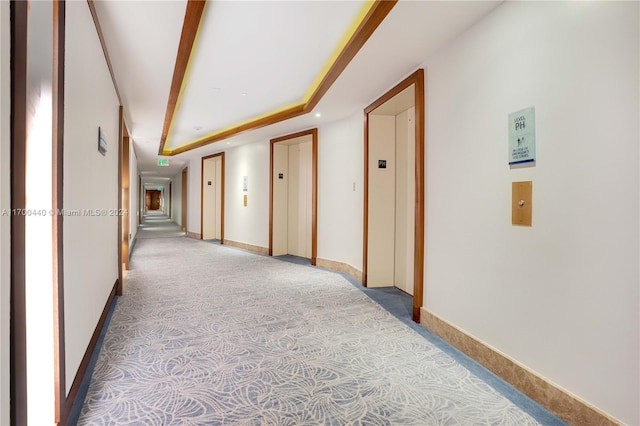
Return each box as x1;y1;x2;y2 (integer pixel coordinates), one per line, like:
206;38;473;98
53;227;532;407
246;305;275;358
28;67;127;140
98;127;107;156
508;107;535;165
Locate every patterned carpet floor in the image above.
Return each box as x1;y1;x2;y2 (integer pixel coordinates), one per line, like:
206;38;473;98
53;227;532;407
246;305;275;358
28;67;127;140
77;236;560;425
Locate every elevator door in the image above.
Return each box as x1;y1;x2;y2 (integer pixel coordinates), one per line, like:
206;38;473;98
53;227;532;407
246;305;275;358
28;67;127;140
202;156;222;240
367;105;415;295
272;137;312;258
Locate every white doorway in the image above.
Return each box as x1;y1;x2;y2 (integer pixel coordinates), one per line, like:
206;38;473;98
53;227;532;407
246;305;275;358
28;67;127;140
201;153;224;241
367;86;416;295
270;129;317;263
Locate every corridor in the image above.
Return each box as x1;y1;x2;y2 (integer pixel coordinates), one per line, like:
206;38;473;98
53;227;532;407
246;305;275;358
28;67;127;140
72;230;563;425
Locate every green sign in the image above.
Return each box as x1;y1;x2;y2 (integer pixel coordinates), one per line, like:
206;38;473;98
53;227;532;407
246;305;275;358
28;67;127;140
157;158;170;166
157;186;162;191
508;107;535;165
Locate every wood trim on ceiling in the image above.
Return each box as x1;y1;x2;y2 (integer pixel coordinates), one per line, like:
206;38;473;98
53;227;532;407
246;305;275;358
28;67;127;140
87;0;122;106
162;0;398;156
53;1;67;424
158;0;207;155
268;128;318;265
362;68;425;323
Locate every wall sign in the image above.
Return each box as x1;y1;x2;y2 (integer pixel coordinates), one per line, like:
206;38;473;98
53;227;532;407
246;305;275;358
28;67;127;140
508;106;535;165
98;127;107;156
243;176;248;192
378;160;387;169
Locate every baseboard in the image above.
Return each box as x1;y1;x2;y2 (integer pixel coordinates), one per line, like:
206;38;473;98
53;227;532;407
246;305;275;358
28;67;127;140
187;231;201;239
129;234;137;257
224;239;269;255
62;279;118;424
420;308;622;426
316;258;362;283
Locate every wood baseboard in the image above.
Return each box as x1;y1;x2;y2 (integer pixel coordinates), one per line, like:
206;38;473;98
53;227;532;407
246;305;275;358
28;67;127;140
187;231;201;239
61;279;117;424
224;239;269;255
316;258;362;283
420;308;622;426
129;235;137;257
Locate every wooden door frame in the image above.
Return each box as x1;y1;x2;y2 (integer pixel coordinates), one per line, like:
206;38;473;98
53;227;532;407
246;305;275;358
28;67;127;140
363;69;425;323
120;119;130;272
10;1;28;423
269;128;318;265
200;152;225;242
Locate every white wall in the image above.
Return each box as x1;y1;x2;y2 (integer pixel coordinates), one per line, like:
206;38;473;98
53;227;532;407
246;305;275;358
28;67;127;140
224;142;270;247
0;1;10;424
64;1;120;394
316;113;364;271
423;2;639;424
129;142;138;242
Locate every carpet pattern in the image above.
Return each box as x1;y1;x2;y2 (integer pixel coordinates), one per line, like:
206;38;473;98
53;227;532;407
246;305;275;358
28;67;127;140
78;237;543;425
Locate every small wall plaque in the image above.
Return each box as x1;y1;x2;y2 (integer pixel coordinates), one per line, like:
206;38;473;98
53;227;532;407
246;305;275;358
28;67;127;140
378;160;387;169
512;181;532;226
278;173;284;179
243;176;248;192
508;107;535;165
98;127;107;156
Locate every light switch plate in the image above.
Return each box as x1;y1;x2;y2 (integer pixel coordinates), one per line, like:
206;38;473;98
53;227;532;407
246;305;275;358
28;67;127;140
512;181;532;226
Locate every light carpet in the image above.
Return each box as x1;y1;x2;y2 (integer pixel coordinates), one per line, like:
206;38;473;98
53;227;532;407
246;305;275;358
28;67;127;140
77;237;557;425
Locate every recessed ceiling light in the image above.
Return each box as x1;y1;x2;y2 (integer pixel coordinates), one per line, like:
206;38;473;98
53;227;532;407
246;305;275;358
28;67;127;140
194;126;203;131
226;142;231;145
315;113;321;118
241;93;247;97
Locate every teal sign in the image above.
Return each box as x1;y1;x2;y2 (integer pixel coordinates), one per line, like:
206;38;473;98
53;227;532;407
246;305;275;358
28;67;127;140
157;158;170;166
508;107;535;165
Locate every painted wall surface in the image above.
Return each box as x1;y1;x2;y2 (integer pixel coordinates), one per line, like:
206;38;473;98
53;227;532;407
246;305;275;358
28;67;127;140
129;142;138;242
64;1;120;394
224;141;270;248
423;2;639;423
367;115;396;287
316;113;364;271
172;170;183;227
0;1;10;423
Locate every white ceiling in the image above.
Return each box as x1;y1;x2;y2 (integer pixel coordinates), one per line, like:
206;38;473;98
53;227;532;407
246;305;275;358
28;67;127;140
94;0;502;178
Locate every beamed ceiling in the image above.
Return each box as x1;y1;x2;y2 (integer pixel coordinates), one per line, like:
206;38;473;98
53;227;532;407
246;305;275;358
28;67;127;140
92;0;502;178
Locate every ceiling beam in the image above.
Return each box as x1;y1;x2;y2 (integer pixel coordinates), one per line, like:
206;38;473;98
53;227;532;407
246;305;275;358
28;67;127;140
161;0;398;156
157;0;207;155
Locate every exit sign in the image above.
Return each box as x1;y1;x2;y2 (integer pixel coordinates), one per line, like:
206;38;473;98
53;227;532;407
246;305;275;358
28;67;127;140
157;158;170;166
